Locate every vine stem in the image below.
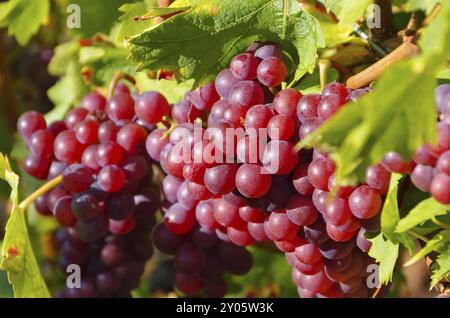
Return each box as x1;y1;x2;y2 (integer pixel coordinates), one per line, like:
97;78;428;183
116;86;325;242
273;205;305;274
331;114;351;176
106;71;136;100
18;175;63;210
346;42;420;89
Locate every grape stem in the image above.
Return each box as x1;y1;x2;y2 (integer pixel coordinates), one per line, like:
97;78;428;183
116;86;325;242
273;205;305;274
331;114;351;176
346;42;420;89
106;71;136;100
371;286;382;298
422;3;441;28
18;175;63;210
319;59;331;89
160;115;176;140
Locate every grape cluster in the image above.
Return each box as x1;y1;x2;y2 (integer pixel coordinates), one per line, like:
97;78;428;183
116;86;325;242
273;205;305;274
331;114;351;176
18;41;395;298
17;83;160;297
406;84;450;204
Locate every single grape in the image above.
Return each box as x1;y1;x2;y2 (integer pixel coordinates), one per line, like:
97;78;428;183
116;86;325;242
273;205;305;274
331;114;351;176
65;108;88;130
411;164;434;192
257;57;287;87
244;104;273;130
98;120;119;143
28;129;54;158
81;91;106;113
74;119;99;145
235;164;272;198
97;165;126;193
365;164;391;195
106;93;135;122
307;157;335;190
430;172;450;204
228;80;264;108
105;193;135;220
71;193;99;221
81;145;101;172
135;91;170;123
215;69;240;99
262;140;299;175
273;88;302;118
348;186;382;219
23;154;51;180
116;123;148;154
53;196;76;227
286;194;319;226
164;203;196;235
230;53;260;80
382;151;414;174
268;114;295;140
297;94;321;122
17;111;47;140
254;44;282;59
204;164;238;195
62;164;94;194
54;130;85;164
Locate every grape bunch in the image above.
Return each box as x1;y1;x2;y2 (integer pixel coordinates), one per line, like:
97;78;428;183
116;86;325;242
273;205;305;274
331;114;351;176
17;83;160;297
17;41;393;298
406;84;450;204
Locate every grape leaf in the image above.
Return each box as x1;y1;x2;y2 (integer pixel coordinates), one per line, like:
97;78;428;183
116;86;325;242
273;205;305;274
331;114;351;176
46;62;90;123
405;230;450;266
430;247;450;287
396;198;449;233
320;0;371;25
368;233;399;284
127;0;324;86
0;153;50;298
79;46;138;86
297;2;450;185
407;0;440;13
380;174;415;253
293;67;339;94
135;72;193;104
48;41;81;77
115;0;158;42
303;3;353;48
69;0;130;38
0;0;50;45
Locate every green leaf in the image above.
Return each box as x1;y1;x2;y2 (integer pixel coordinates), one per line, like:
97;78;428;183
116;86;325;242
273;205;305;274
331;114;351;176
379;174;416;253
135;72;193;104
405;230;450;266
430;247;450;287
46;62;90;123
0;0;50;45
127;0;324;86
298;3;450;185
115;0;158;42
48;41;81;76
0;153;50;298
321;0;371;25
79;46;138;86
69;0;130;38
396;198;449;233
293;67;338;94
368;233;399;284
407;0;440;13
